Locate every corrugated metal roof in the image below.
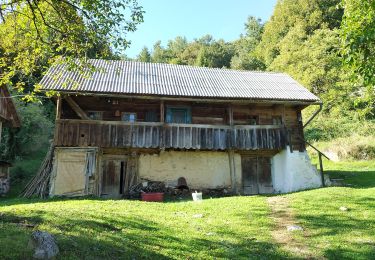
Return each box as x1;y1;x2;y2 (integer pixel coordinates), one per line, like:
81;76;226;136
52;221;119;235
40;59;320;102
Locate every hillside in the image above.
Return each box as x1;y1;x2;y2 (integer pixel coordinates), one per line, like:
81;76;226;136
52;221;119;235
0;160;374;259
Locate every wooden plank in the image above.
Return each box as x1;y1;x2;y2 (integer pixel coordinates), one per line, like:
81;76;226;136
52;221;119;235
160;100;165;123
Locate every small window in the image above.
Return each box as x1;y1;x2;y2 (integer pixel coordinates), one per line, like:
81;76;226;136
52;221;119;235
122;112;137;122
166;107;192;124
87;111;103;120
272;116;283;125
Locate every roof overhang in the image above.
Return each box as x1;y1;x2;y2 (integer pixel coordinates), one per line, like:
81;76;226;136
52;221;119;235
46;90;322;106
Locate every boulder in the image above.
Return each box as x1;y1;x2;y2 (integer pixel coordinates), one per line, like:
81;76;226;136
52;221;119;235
28;230;59;259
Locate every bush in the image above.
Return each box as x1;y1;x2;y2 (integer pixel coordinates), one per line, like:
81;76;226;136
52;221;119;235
348;145;375;160
0;100;54;160
304;115;375;142
309;135;375;161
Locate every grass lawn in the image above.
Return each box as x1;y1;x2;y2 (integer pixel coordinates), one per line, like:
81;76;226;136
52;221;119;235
286;159;375;259
0;197;290;259
0;159;374;259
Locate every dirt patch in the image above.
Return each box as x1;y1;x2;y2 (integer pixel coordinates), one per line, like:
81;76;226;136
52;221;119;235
267;196;319;259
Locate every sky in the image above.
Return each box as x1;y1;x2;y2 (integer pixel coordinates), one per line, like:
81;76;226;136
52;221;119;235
125;0;277;58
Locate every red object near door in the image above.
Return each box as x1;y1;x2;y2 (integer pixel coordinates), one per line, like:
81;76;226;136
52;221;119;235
141;192;164;202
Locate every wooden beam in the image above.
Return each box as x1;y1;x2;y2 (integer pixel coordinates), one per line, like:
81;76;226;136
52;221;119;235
228;105;233;126
65;96;90;120
227;105;237;194
0;121;2;143
54;96;61;143
160;100;165;123
228;150;237;194
56;96;62;120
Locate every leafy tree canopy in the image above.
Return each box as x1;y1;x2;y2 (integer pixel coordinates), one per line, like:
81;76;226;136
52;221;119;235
340;0;375;117
137;47;151;62
256;0;343;66
0;0;144;99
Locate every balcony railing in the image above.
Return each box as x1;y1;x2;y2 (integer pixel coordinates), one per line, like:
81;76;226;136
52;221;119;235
55;119;287;150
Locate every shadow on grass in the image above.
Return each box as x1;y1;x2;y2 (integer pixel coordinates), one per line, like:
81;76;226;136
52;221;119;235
0;196;105;207
327;169;375;188
0;210;294;259
293;211;375;259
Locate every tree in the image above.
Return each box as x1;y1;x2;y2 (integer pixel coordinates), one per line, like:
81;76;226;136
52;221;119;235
340;0;375;117
231;16;265;70
148;35;236;68
0;100;54;160
269;26;354;114
195;39;234;68
151;41;168;63
137;47;151;62
0;0;144;98
256;0;343;66
244;16;264;42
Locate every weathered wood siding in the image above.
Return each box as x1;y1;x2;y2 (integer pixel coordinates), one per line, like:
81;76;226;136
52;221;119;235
55;120;287;151
233;126;286;150
58;96;305;151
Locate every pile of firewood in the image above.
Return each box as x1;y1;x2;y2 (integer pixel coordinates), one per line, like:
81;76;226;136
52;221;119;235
128;181;166;198
21;144;54;198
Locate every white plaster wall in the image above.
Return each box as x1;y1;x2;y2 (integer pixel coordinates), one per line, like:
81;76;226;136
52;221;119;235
272;147;322;193
138;151;241;190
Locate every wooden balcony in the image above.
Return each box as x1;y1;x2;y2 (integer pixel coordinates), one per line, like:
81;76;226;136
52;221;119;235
55;119;287;151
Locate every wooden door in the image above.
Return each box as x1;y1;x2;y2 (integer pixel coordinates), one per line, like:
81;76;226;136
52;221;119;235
54;150;87;196
242;156;258;195
101;157;126;198
257;157;273;194
242;156;273;195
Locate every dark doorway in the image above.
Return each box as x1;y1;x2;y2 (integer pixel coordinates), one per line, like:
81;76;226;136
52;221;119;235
119;161;127;194
241;156;273;195
101;157;126;198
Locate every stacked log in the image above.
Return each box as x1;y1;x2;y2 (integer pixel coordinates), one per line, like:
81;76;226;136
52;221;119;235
21;144;54;198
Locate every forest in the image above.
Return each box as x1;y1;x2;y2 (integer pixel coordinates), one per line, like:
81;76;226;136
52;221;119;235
0;0;374;193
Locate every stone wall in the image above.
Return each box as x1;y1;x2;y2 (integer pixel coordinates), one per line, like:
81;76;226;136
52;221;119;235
271;147;322;193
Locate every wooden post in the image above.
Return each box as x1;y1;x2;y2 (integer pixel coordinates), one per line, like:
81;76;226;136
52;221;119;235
54;96;62;145
160;100;165;123
228;105;233;126
160;100;165;147
56;95;62;120
288;131;293;153
227;105;237;194
319;153;325;187
0;121;2;143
